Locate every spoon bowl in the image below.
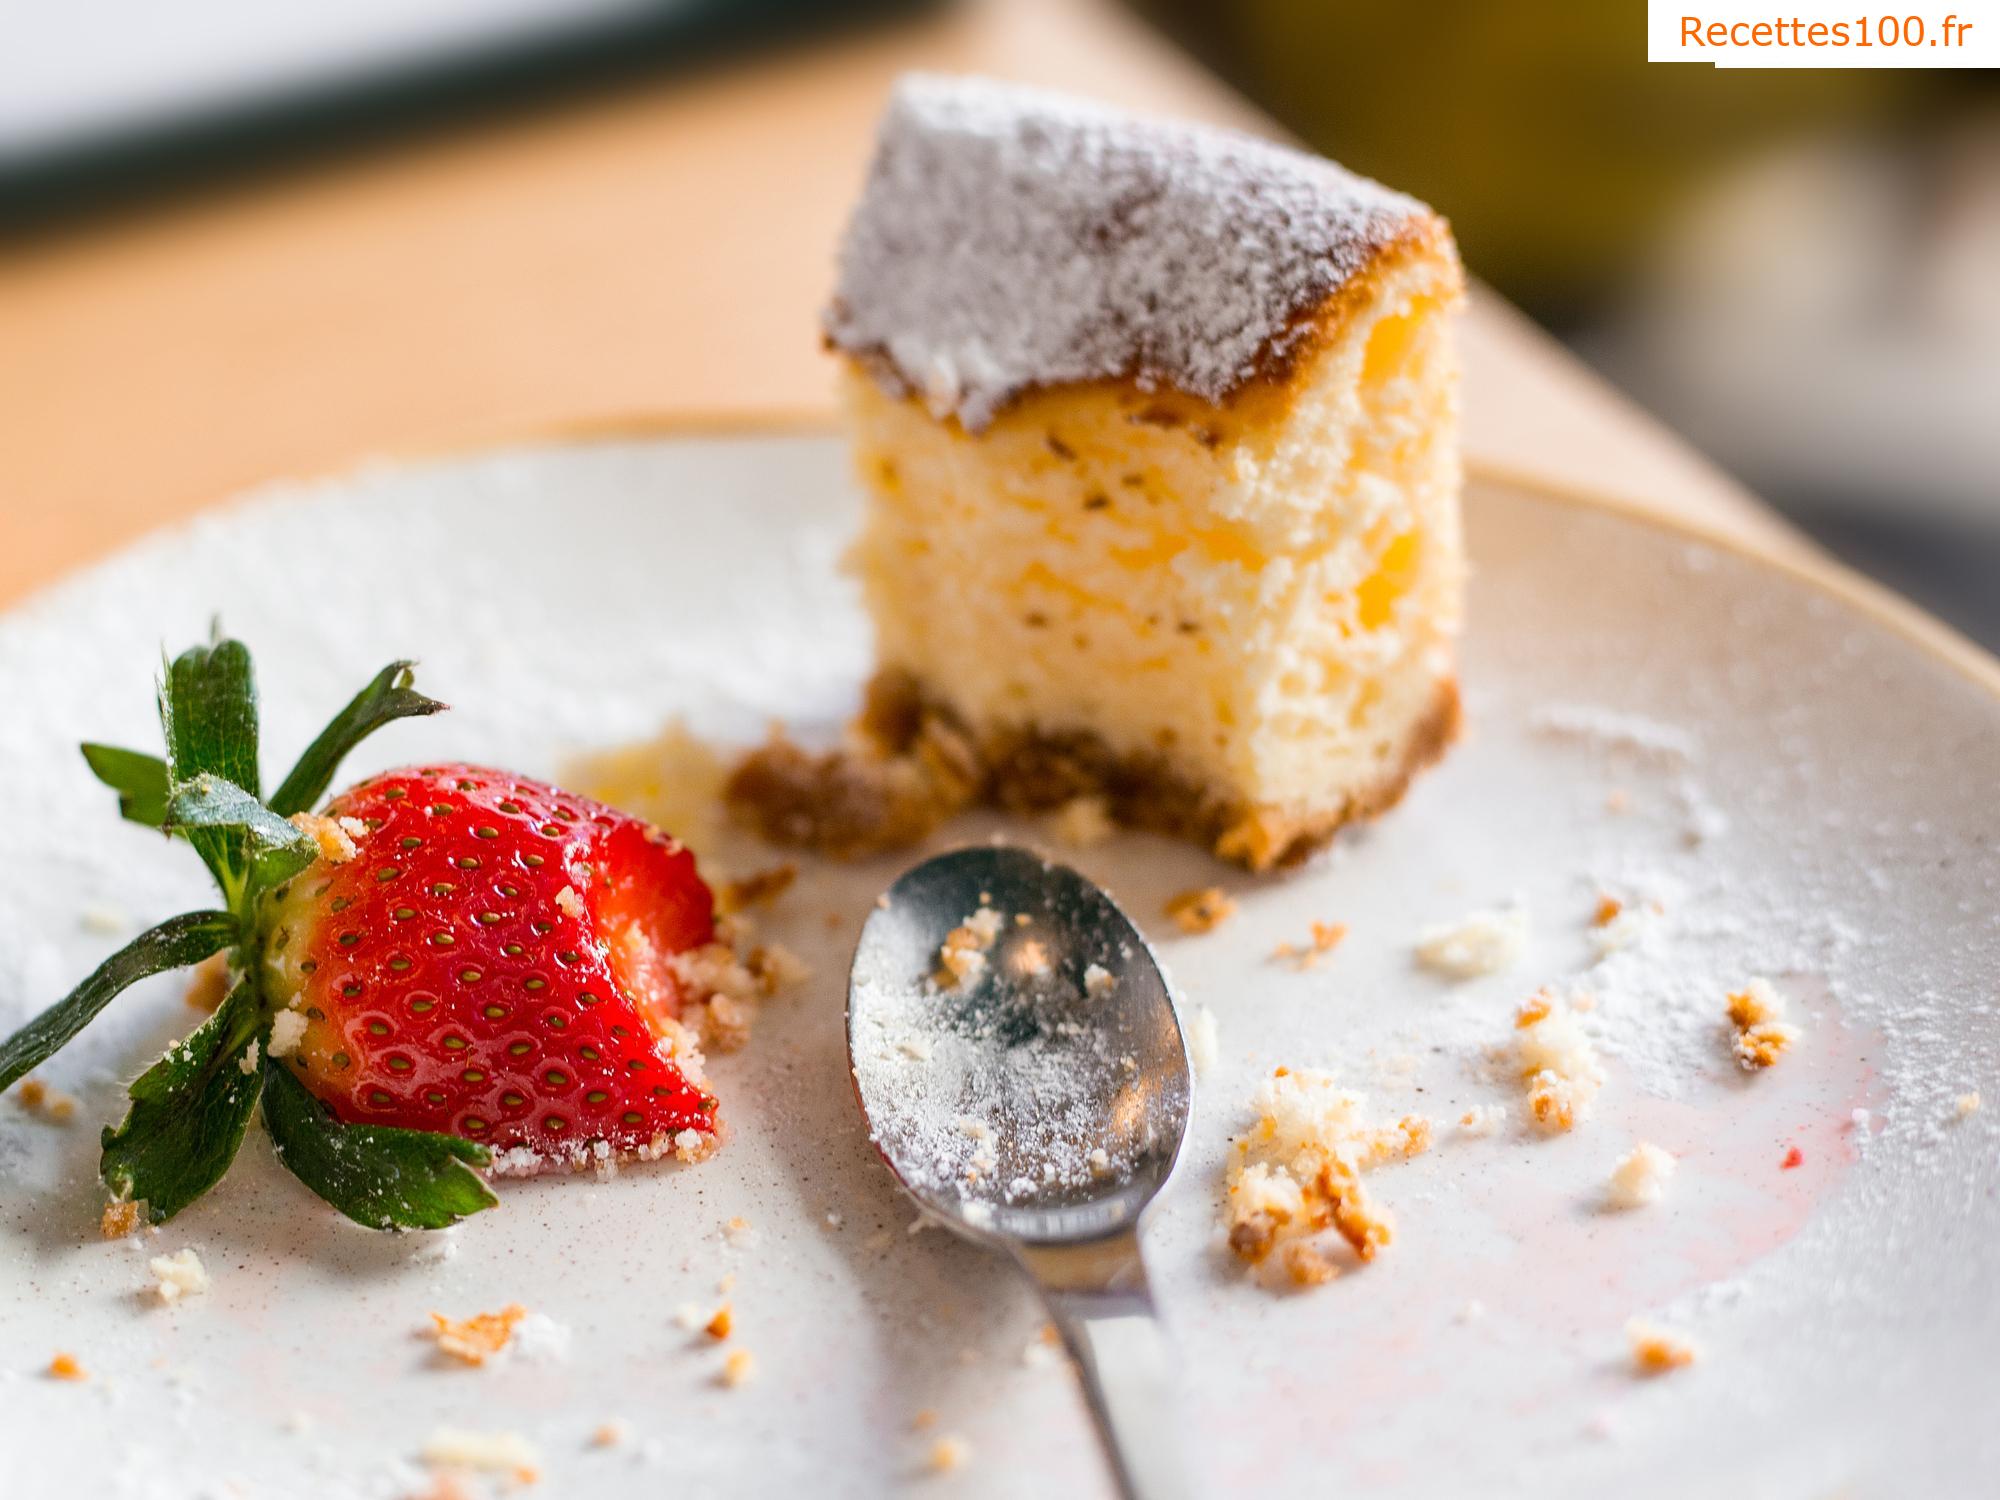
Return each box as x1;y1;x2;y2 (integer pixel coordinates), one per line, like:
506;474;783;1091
847;844;1192;1245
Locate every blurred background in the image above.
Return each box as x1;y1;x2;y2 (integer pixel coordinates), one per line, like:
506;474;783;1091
1137;1;2000;646
3;0;1995;643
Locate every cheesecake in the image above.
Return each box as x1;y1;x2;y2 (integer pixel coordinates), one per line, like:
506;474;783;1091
733;74;1465;870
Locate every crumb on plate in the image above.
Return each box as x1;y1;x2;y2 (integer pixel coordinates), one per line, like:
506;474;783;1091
1627;1318;1699;1374
149;1247;210;1304
1185;1005;1219;1078
720;863;798;913
721;1348;757;1388
1273;921;1347;970
47;1352;86;1382
1726;978;1800;1070
419;1428;542;1484
1515;988;1605;1132
1224;1068;1431;1286
1165;886;1235;935
100;1199;143;1240
1414;902;1528;979
1457;1103;1506;1137
1606;1142;1675;1209
430;1305;528;1366
928;1434;971;1473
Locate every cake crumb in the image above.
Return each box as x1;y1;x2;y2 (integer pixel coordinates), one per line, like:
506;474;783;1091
47;1352;86;1382
1457;1104;1506;1137
1726;978;1800;1070
927;1435;971;1473
1606;1142;1676;1209
1083;963;1116;997
723;1215;757;1248
267;1006;308;1059
721;863;798;913
1627;1319;1699;1374
100;1199;143;1240
938;907;1004;987
430;1305;527;1366
13;1076;80;1123
554;885;586;920
1050;795;1115;849
288;811;359;864
1011;938;1050;978
1272;921;1348;971
704;1303;734;1341
1955;1091;1981;1119
591;1420;630;1449
721;1348;757;1388
1515;989;1605;1132
1415;902;1528;979
419;1428;542;1483
1280;1242;1340;1286
1165;886;1235;935
1186;1005;1219;1077
1224;1069;1430;1283
912;1408;938;1430
149;1247;210;1304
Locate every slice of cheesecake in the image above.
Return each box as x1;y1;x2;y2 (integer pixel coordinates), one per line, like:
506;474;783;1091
743;74;1465;871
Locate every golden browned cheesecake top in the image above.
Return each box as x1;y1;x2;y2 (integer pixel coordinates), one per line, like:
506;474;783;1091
825;73;1438;432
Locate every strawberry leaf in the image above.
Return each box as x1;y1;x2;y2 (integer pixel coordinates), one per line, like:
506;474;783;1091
159;636;262;897
260;1061;497;1231
268;661;446;818
80;743;170;827
0;910;236;1095
165;774;319;891
101;979;263;1224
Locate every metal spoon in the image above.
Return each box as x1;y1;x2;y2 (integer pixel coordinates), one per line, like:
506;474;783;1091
848;845;1193;1500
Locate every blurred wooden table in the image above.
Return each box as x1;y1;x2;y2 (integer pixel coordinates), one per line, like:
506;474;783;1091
0;0;1801;608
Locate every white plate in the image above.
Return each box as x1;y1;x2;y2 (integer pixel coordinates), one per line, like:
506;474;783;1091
1;433;1996;1499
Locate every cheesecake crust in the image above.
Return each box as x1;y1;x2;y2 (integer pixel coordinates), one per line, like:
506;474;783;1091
724;669;1460;873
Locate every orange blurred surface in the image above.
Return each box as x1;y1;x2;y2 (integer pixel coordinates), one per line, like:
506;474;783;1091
0;0;1797;607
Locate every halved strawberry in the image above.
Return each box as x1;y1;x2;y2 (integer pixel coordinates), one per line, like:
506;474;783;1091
0;631;726;1231
260;765;719;1165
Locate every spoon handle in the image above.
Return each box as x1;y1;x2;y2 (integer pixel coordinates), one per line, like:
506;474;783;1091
1017;1233;1193;1500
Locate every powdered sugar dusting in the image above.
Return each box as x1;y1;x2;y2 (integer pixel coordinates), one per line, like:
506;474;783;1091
826;73;1432;430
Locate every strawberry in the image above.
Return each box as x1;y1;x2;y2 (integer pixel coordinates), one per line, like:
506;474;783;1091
259;765;719;1162
0;630;722;1230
